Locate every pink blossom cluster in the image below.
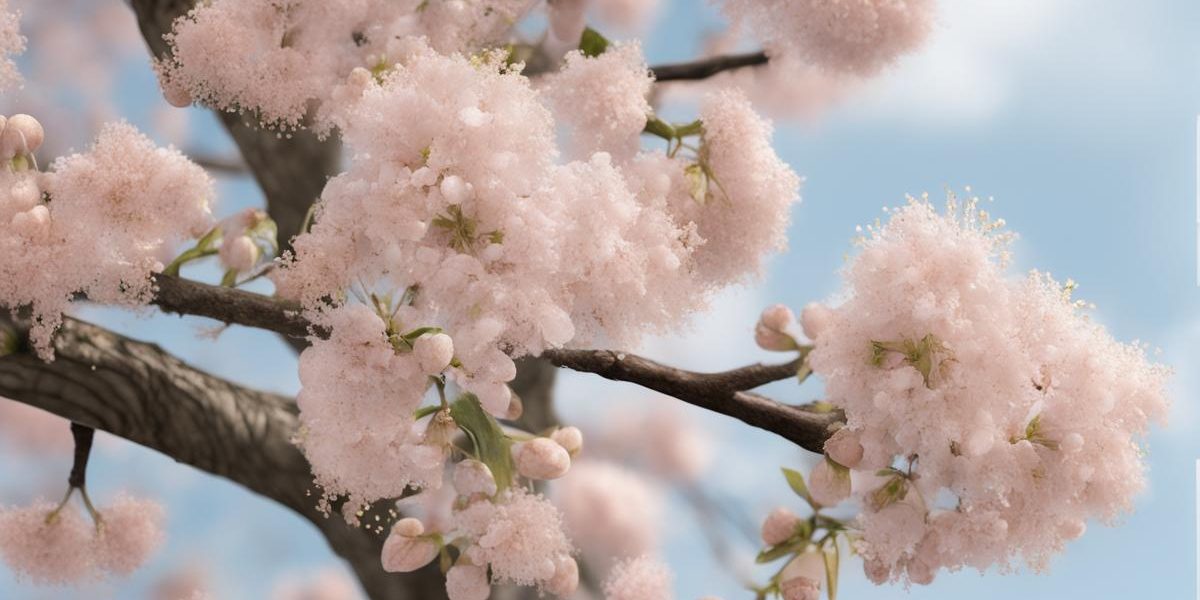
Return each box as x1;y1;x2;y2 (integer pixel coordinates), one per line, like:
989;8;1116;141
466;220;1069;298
541;42;653;161
382;471;579;599
0;493;165;584
159;0;536;128
719;0;935;76
798;197;1170;583
0;0;23;91
603;555;673;600
552;459;663;573
0;118;214;357
295;303;450;507
276;39;797;481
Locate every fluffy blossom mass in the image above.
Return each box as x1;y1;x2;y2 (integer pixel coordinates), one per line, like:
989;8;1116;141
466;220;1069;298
719;0;935;76
0;0;23;91
160;0;536;128
0;118;214;357
803;197;1170;583
0;494;165;584
275;38;798;503
603;555;674;600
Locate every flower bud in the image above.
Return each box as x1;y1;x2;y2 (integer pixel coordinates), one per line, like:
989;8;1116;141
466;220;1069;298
808;458;851;507
863;557;890;584
550;426;583;456
218;235;259;273
440;174;471;204
760;304;796;332
800;303;833;340
8;175;40;213
11;205;50;237
446;564;490;600
1;114;44;158
823;428;863;469
546;555;579;597
760;507;802;546
476;383;511;417
512;437;571;480
780;552;824;600
413;332;454;374
162;81;193;108
755;322;796;351
381;518;438;573
905;556;935;585
454;459;497;497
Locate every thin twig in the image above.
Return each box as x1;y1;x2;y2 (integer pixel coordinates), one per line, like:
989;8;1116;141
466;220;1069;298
650;51;769;82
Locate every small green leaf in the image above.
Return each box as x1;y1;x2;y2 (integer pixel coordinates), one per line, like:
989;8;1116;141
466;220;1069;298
579;27;609;57
450;394;515;491
781;467;815;508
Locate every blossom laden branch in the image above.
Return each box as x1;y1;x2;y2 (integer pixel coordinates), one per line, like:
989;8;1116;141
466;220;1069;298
149;274;835;451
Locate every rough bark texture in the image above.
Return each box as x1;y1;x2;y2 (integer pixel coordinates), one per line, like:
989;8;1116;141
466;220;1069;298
0;313;447;598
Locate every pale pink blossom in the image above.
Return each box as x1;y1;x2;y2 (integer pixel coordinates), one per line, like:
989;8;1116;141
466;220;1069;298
823;427;863;469
413;332;455;375
513;437;572;480
550;426;583;456
541;43;653;160
218;235;259;273
0;0;22;91
453;489;574;587
93;494;166;576
454;459;498;498
603;555;672;600
760;507;801;546
446;564;491;600
719;0;935;76
0;113;43;158
380;518;438;573
553;460;662;570
271;567;363;600
808;458;850;507
804;196;1170;581
779;551;824;600
546;555;580;597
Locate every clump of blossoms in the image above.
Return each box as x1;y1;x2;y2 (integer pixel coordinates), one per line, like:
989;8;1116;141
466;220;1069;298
380;437;582;599
159;0;537;128
758;195;1169;588
0;492;165;584
0;117;215;357
275;37;797;506
718;0;935;76
603;555;674;600
0;0;23;91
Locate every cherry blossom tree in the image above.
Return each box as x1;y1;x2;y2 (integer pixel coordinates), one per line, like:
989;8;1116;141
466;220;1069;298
0;1;1170;599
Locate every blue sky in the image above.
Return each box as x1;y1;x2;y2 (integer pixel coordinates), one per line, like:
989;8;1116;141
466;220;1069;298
2;1;1199;598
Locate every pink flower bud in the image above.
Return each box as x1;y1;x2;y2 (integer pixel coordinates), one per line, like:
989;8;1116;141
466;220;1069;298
550;426;583;456
218;235;259;273
162;81;193;108
454;459;497;497
8;176;40;212
11;205;50;237
863;557;890;584
547;0;587;45
445;564;490;600
780;576;820;600
800;303;832;340
780;552;824;600
905;556;935;585
823;428;863;469
761;506;801;546
381;519;438;573
755;322;797;351
1058;519;1086;540
546;555;579;597
808;458;850;507
760;304;796;332
476;383;512;417
413;332;455;374
440;175;471;204
512;437;571;480
1;114;45;157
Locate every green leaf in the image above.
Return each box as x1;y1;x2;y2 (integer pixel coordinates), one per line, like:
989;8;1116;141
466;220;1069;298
755;539;802;564
781;467;815;508
450;394;515;491
579;27;609;57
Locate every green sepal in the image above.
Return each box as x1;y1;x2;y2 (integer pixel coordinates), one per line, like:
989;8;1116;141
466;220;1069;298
579;27;609;58
450;394;515;492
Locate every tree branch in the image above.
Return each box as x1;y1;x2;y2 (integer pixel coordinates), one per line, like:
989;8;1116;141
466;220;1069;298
649;51;770;82
0;313;447;599
148;274;837;452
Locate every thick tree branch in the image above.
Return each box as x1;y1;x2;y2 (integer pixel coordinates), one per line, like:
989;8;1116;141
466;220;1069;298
650;51;770;82
0;313;446;599
148;274;837;452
